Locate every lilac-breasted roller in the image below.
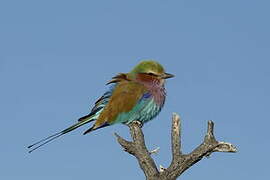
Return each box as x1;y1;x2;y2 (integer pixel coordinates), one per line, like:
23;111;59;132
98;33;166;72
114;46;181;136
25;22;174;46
28;60;174;153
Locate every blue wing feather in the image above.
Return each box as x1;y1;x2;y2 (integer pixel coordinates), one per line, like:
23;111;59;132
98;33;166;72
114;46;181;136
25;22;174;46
78;84;115;121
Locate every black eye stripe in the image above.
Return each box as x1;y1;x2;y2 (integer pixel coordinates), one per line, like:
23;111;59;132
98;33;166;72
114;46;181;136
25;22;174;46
147;72;158;76
139;72;158;76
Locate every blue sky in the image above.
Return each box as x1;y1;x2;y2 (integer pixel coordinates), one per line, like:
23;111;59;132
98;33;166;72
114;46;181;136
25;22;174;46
0;0;269;179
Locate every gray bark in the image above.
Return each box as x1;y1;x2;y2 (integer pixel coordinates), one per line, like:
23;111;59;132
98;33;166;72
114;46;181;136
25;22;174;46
115;113;237;180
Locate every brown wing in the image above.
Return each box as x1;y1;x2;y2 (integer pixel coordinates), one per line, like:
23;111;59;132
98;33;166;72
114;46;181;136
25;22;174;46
79;73;130;122
92;80;146;129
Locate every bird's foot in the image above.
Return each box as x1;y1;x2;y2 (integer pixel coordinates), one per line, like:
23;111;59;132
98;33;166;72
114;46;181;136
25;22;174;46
131;120;144;128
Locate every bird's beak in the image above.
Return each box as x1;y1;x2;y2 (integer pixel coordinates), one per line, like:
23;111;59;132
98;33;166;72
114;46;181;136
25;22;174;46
162;73;174;79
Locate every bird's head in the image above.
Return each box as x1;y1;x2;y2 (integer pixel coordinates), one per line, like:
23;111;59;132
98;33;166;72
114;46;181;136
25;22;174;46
128;60;174;84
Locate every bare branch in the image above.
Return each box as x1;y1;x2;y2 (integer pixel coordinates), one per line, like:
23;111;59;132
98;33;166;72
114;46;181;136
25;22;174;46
115;114;237;180
204;120;217;143
114;133;135;154
171;113;181;160
115;121;159;180
214;142;238;153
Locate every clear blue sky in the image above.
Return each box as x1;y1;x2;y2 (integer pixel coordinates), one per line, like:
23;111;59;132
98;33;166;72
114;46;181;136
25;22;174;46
0;0;269;179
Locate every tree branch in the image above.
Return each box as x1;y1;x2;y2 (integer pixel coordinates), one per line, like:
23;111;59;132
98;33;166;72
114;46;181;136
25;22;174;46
115;113;237;180
115;121;159;180
171;113;182;164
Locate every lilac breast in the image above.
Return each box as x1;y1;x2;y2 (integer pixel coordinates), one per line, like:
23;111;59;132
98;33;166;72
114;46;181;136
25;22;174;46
150;84;166;106
142;80;166;106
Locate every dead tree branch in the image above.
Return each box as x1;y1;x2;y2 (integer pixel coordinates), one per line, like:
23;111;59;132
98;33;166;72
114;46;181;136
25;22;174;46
115;113;237;180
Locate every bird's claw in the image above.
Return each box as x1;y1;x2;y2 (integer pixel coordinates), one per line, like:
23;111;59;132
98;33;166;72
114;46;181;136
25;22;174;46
131;120;144;128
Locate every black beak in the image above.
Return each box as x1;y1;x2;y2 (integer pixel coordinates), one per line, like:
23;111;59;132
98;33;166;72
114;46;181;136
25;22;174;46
162;73;174;79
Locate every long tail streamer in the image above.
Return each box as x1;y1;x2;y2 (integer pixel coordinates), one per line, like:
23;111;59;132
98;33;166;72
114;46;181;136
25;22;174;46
28;118;94;153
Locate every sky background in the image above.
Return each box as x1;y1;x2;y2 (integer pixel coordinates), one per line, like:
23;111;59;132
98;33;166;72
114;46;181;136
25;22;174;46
0;0;269;179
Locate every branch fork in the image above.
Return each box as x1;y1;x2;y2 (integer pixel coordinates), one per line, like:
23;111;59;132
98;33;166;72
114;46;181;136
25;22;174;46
115;113;237;180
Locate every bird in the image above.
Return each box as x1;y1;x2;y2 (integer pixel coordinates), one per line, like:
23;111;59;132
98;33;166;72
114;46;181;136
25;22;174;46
28;60;174;153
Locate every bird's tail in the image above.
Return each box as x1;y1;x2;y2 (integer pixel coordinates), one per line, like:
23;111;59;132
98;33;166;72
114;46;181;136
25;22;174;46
27;116;95;153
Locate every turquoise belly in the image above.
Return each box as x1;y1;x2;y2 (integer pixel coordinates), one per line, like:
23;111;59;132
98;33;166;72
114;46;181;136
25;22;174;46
113;98;162;125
